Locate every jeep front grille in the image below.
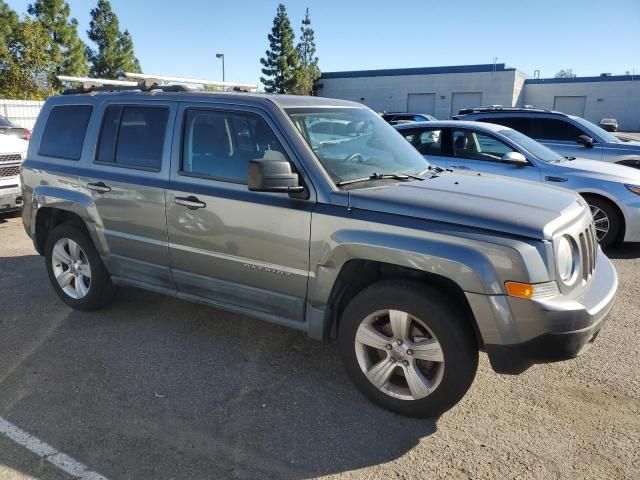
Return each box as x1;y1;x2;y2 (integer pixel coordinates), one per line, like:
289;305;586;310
578;223;598;280
0;154;21;163
0;165;20;177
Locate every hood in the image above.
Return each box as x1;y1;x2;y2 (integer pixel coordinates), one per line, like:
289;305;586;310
348;171;585;240
0;133;28;154
552;157;640;184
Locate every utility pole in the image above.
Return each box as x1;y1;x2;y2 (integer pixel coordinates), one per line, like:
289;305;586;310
216;53;225;83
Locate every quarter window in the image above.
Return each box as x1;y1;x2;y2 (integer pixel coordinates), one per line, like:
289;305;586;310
182;109;288;183
96;105;168;170
39;105;93;160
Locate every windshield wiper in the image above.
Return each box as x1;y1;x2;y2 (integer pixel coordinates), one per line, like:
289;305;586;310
336;172;424;187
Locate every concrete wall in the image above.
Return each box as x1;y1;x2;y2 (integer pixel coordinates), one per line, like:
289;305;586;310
521;78;640;131
318;70;518;119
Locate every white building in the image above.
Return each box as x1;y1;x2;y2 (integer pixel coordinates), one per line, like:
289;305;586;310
316;64;640;131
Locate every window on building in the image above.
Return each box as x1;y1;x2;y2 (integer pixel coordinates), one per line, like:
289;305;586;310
39;105;93;160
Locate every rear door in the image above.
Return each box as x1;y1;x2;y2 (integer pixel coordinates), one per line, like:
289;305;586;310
79;101;175;289
398;127;451;168
165;103;313;324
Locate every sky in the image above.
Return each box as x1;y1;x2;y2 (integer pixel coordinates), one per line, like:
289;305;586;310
6;0;640;85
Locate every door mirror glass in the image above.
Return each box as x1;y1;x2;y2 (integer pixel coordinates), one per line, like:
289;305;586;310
248;158;304;194
501;151;528;165
577;135;594;148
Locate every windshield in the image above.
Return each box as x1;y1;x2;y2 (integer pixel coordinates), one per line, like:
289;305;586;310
286;107;430;185
570;116;619;143
500;128;565;163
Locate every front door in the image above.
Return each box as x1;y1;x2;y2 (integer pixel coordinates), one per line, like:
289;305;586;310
166;104;313;324
448;128;541;182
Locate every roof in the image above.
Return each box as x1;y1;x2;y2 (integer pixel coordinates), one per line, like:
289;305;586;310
524;74;638;85
455;106;568;116
394;120;510;132
321;63;516;80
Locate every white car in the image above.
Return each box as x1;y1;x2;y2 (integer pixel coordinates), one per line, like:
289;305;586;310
0;133;28;213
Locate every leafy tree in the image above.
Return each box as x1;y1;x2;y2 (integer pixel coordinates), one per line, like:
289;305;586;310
0;1;19;60
260;4;298;94
28;0;88;89
291;7;320;96
555;68;577;78
0;17;55;99
86;0;141;78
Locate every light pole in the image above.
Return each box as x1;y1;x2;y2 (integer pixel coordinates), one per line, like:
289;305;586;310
216;53;225;83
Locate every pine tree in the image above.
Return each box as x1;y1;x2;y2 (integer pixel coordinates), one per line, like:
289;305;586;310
260;4;298;94
0;1;19;60
27;0;88;89
291;7;320;96
0;17;55;99
86;0;141;78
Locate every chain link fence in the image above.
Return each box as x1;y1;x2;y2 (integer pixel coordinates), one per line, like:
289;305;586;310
0;99;45;130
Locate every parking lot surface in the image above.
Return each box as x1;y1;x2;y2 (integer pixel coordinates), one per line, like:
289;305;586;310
1;213;639;480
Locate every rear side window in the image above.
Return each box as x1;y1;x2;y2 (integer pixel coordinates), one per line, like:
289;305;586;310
478;117;535;137
39;105;93;160
182;109;288;183
96;105;169;170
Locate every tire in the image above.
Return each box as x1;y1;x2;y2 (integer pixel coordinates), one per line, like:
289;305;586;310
45;223;117;311
584;196;621;248
338;280;478;418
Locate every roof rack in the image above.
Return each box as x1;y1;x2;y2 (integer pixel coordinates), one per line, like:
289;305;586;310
456;105;563;115
125;73;258;92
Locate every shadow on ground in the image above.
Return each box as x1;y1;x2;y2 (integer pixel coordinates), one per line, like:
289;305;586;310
603;242;640;259
0;254;437;480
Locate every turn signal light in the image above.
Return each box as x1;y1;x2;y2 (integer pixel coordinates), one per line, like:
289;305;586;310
505;281;559;300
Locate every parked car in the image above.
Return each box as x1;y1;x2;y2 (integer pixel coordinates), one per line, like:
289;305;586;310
0;115;31;141
22;86;617;417
396;120;640;247
599;118;619;132
453;107;640;169
0;133;27;213
382;113;436;125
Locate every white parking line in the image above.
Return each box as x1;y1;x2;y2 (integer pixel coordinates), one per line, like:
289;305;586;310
0;417;109;480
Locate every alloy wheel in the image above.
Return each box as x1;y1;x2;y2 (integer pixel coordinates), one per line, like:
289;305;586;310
51;238;92;299
589;205;610;242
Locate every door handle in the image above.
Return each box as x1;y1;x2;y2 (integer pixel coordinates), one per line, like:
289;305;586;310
87;182;111;193
450;165;469;170
174;196;206;210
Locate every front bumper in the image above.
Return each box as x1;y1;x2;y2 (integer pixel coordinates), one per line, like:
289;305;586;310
620;194;640;242
0;181;22;213
469;250;618;374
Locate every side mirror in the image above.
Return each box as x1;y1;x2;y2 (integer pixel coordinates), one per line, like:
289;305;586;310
248;158;305;194
577;135;594;148
501;151;528;165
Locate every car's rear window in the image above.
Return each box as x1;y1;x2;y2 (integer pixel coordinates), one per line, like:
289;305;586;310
39;105;93;160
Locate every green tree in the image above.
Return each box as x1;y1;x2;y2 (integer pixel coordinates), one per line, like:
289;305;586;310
28;0;88;89
0;1;19;60
291;7;320;95
0;17;55;99
260;4;298;94
86;0;141;78
554;68;577;78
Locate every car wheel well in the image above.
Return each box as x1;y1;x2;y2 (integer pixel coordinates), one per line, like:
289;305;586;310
578;193;625;242
35;208;89;255
326;259;483;349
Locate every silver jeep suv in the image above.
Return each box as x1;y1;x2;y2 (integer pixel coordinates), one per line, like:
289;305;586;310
21;84;618;417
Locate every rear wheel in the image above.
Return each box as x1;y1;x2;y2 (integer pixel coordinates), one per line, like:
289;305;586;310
338;280;478;418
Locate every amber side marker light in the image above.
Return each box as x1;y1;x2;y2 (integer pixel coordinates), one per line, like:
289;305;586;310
505;281;559;300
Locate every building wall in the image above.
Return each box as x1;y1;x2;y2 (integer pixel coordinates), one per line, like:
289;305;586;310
318;69;518;119
522;77;640;131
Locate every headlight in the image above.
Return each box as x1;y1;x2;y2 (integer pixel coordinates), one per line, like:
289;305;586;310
557;235;578;284
626;184;640;196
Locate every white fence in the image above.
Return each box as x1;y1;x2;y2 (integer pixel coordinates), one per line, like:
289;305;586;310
0;99;45;130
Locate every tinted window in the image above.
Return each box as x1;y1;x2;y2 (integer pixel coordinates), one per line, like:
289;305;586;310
537;118;584;141
182;109;287;182
39;105;93;160
452;129;513;161
407;128;443;156
96;106;168;169
478;117;535;137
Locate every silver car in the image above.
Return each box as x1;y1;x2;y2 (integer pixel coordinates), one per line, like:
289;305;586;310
396;120;640;247
453;107;640;169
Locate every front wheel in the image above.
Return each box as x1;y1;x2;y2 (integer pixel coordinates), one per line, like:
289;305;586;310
585;196;621;248
338;281;478;418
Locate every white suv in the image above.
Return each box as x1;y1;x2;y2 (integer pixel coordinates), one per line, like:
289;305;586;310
0;133;28;213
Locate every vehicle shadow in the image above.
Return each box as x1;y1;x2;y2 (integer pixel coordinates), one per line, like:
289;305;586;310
603;242;640;259
0;257;438;479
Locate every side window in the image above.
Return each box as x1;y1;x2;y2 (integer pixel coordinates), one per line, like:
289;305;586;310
416;129;443;156
39;105;93;160
537;118;584;141
96;105;168;170
478;117;535;137
452;129;513;161
182;109;288;183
